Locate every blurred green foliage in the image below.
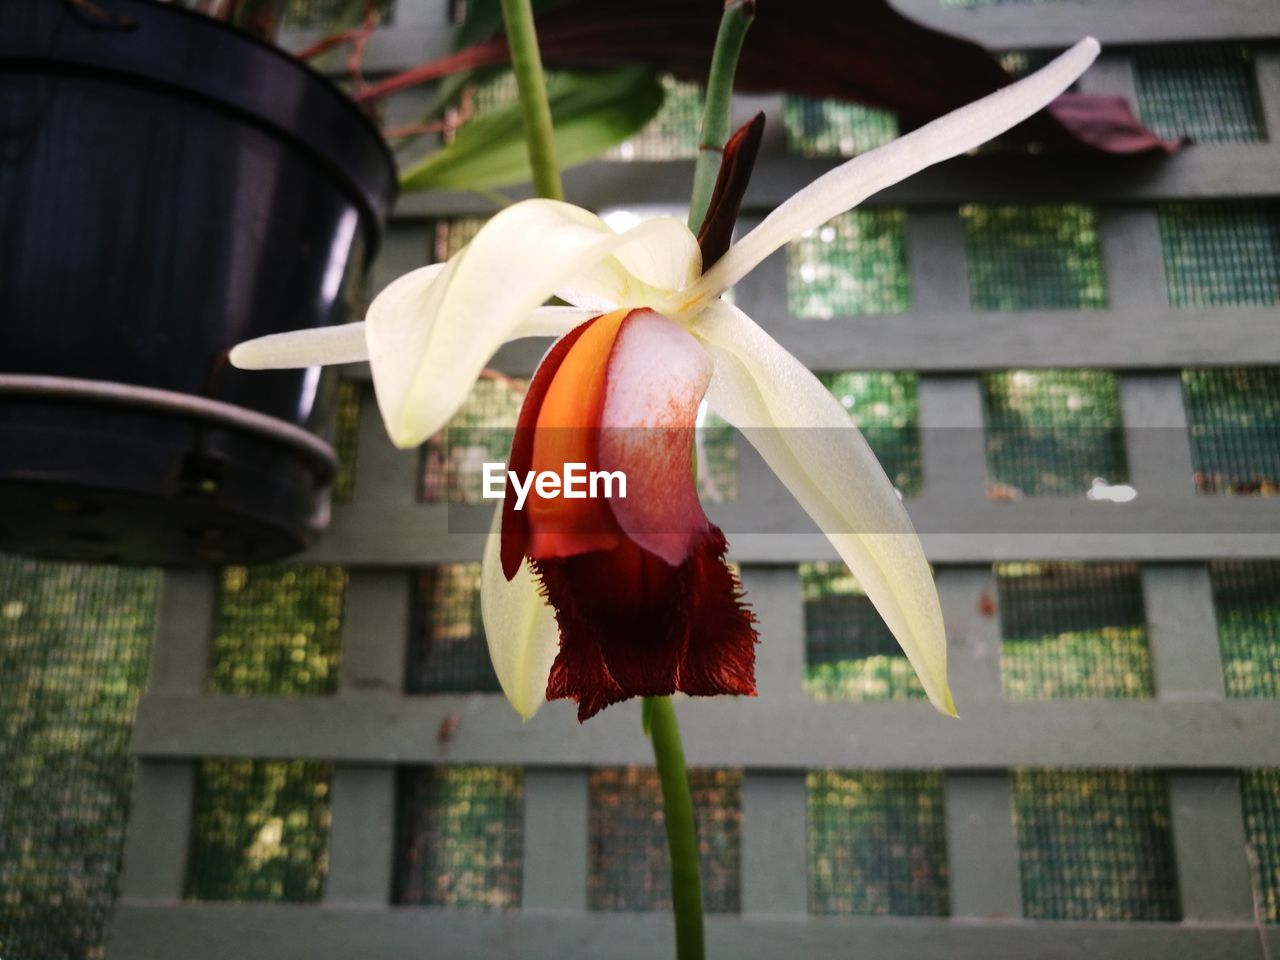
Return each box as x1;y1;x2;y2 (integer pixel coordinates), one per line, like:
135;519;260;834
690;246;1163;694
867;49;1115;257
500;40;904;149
982;370;1128;497
782;98;898;158
962;204;1106;312
1013;770;1180;921
788;210;911;318
1183;369;1280;495
997;562;1154;700
807;771;949;916
186;760;332;902
0;557;158;960
1160;201;1279;309
589;767;741;913
1211;562;1280;698
801;561;926;702
210;566;347;696
396;766;524;908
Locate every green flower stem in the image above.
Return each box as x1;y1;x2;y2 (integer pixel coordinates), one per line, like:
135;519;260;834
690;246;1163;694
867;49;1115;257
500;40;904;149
646;696;705;960
498;0;564;200
687;0;756;234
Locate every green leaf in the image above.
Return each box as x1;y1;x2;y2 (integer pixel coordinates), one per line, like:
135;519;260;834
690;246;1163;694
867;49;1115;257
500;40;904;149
399;67;664;194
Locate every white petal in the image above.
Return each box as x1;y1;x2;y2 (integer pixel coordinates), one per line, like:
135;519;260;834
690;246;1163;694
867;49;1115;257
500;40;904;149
680;38;1101;310
229;322;371;369
481;505;562;720
511;306;600;339
695;301;955;715
365;200;698;447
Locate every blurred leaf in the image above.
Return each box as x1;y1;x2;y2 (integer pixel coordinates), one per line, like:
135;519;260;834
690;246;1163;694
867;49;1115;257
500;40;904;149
400;67;663;193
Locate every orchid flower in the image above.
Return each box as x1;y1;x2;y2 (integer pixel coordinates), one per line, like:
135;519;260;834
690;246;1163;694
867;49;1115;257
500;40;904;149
232;39;1100;721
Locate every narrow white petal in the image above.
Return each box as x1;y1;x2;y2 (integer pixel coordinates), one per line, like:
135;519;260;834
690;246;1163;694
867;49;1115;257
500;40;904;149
512;306;601;339
481;506;562;720
365;200;697;447
681;38;1101;310
229;322;370;369
695;301;955;715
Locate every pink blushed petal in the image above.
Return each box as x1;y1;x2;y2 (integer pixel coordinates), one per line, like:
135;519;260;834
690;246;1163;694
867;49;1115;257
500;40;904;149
599;310;714;566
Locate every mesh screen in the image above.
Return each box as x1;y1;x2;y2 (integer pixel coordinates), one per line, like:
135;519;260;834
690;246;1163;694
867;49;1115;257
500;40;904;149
819;371;922;495
788;210;911;318
982;370;1128;498
0;558;158;960
962;204;1107;311
782;98;898;158
1210;562;1280;698
802;562;925;702
210;566;347;696
407;564;500;694
1241;769;1280;923
807;771;949;916
1159;201;1280;308
1135;44;1265;144
588;767;741;913
422;375;527;504
997;562;1153;700
283;0;393;28
1182;369;1280;495
332;379;361;504
186;759;332;902
1013;769;1180;921
606;76;703;161
395;766;523;908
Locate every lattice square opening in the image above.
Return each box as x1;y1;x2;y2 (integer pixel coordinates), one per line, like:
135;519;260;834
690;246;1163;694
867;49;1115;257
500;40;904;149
606;76;703;161
0;558;159;960
407;564;500;694
1182;369;1280;495
982;370;1129;498
802;562;925;702
819;371;922;495
1211;562;1280;698
332;379;361;504
186;759;332;903
1013;769;1180;921
782;98;898;158
395;766;524;908
807;770;949;916
962;204;1107;311
421;375;527;504
1241;769;1280;923
1159;201;1280;308
997;562;1154;700
788;211;911;318
588;767;741;913
210;566;346;696
1135;44;1266;144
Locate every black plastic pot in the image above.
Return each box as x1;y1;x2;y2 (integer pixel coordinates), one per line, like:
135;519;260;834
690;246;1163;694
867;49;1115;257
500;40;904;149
0;0;397;565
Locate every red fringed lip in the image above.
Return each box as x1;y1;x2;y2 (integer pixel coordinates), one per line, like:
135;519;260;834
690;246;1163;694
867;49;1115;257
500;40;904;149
501;307;759;719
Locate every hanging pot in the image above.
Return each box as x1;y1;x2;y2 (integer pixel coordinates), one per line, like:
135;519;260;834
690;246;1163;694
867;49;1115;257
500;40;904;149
0;0;397;565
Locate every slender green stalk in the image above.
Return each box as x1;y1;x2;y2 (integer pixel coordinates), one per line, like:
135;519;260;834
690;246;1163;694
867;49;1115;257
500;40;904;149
687;0;756;233
498;0;563;200
647;696;704;960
